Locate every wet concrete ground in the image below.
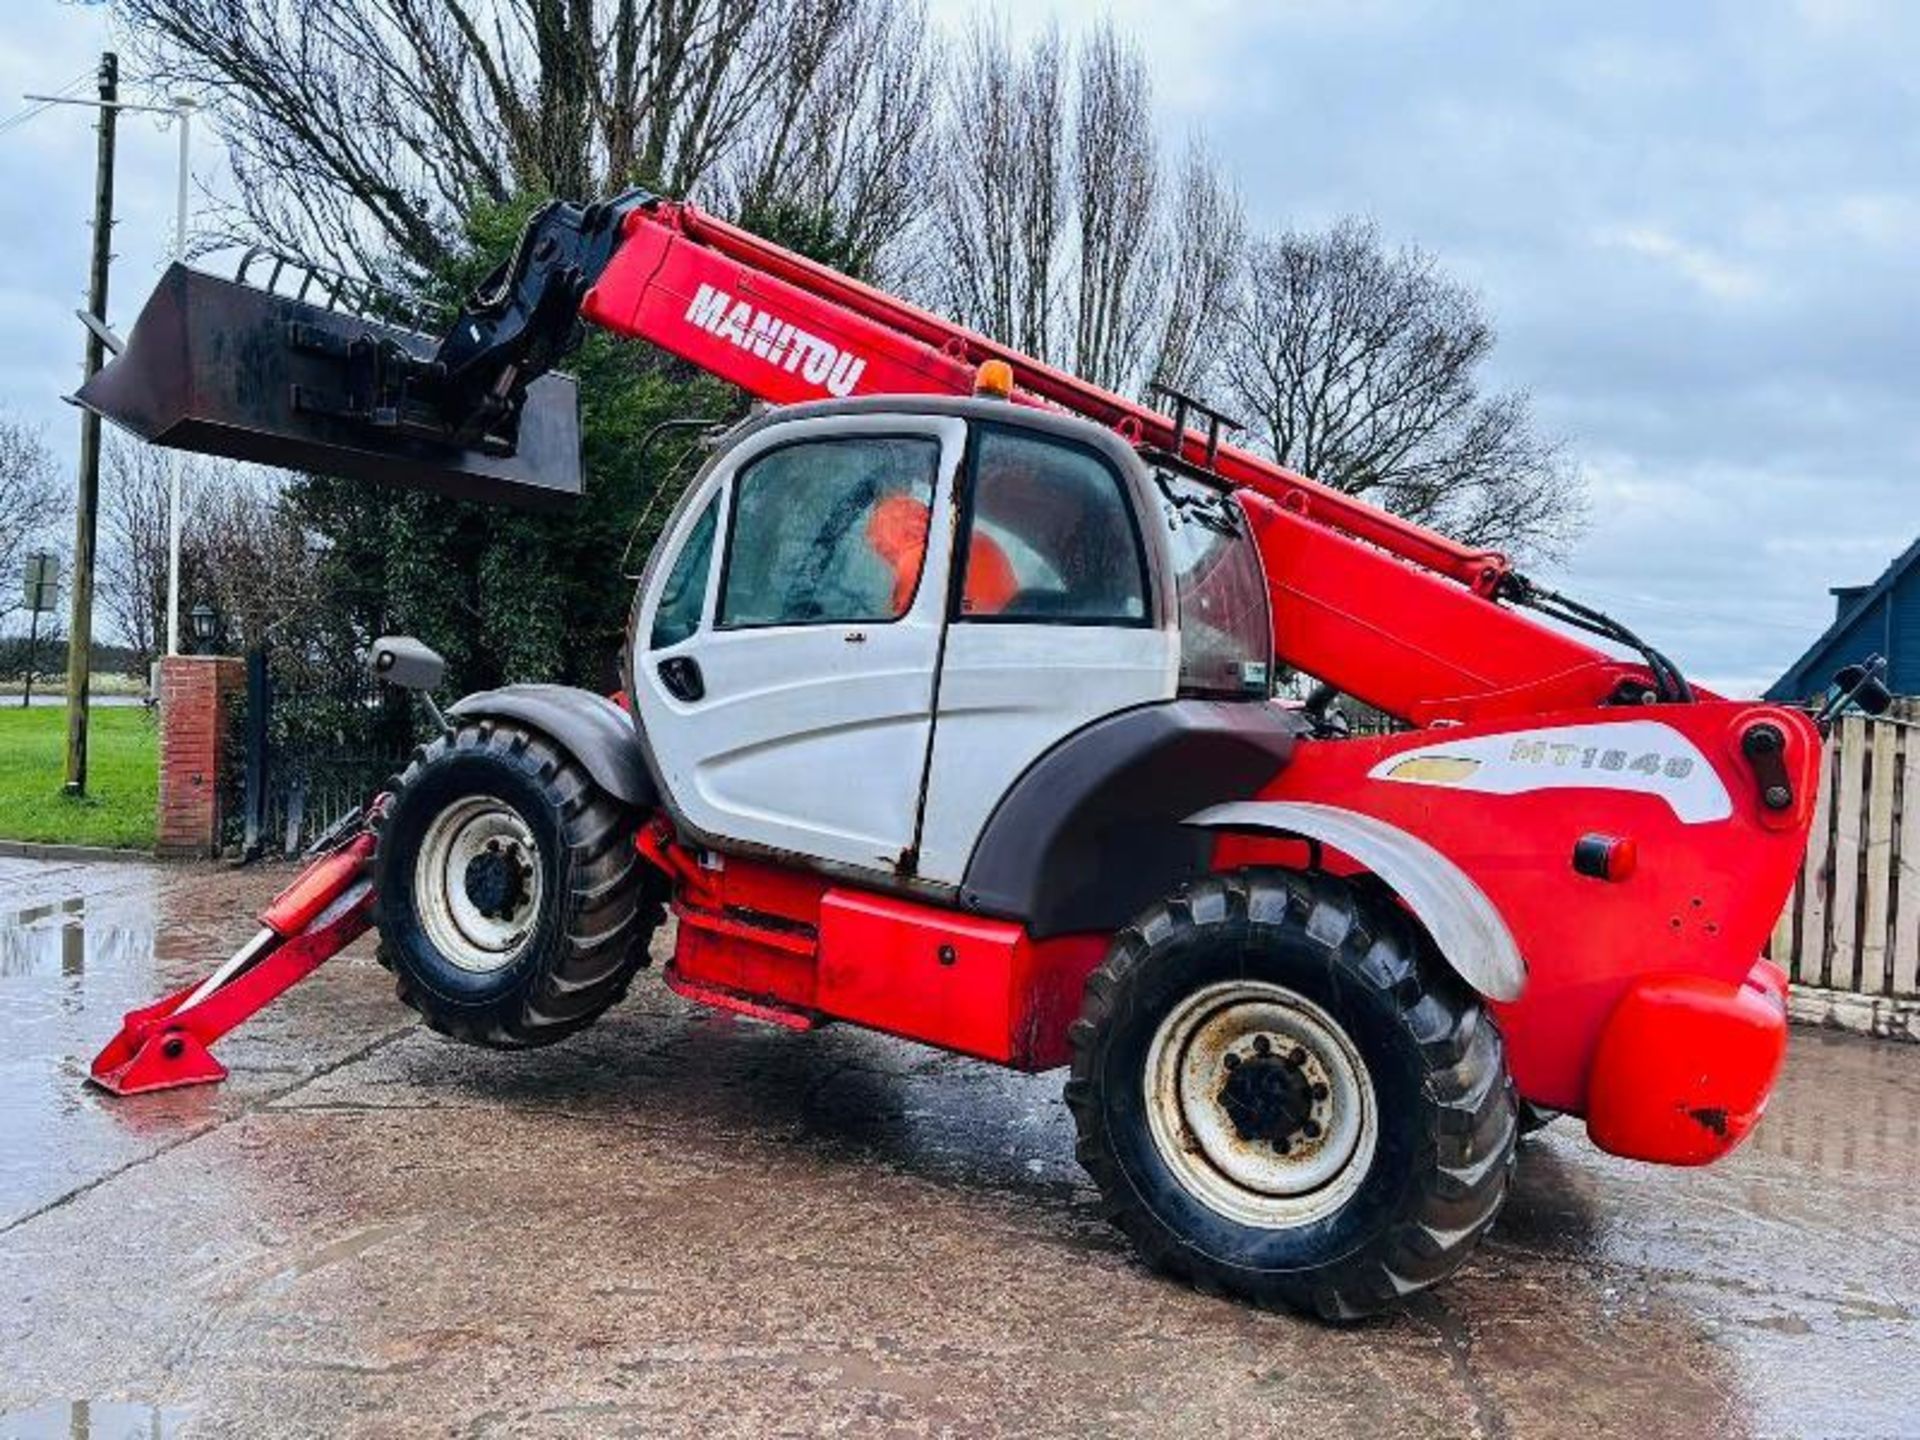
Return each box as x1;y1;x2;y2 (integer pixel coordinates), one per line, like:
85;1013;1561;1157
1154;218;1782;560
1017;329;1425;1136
0;856;1915;1439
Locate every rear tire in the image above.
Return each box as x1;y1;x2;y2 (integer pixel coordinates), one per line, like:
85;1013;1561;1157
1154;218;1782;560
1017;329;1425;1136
1519;1101;1561;1136
372;719;664;1048
1066;868;1515;1320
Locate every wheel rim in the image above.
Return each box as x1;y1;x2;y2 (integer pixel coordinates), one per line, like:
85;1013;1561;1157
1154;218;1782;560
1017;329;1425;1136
413;795;544;973
1143;979;1378;1229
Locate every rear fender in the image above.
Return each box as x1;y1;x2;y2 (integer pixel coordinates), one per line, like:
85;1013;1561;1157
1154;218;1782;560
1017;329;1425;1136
1184;800;1527;1002
447;684;655;809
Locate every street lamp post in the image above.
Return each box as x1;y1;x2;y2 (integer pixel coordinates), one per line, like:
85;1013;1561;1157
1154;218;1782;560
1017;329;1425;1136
164;98;193;659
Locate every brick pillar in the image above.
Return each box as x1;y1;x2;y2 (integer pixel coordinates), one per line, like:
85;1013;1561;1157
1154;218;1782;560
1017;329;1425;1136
157;655;245;858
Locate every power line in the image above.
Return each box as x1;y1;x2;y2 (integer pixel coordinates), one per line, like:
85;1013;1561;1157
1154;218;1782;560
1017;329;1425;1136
0;70;94;137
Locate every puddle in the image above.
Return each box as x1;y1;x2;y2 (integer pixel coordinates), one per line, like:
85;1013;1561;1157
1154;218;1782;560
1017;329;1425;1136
0;882;166;1222
0;1401;193;1438
0;896;155;983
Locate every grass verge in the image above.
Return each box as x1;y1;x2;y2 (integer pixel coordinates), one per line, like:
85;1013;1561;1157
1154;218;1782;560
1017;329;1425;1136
0;706;157;849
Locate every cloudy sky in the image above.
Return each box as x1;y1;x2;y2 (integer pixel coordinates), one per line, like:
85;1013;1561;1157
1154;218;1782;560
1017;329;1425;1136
2;1;1915;694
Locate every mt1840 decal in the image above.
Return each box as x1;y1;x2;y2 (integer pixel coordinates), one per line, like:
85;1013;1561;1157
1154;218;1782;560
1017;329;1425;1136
1369;721;1733;824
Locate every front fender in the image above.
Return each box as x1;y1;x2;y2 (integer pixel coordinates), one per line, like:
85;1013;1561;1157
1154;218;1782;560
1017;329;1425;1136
448;684;656;809
1185;800;1528;1002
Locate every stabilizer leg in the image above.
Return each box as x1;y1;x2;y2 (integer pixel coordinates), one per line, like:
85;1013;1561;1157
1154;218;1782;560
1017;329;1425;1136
89;831;379;1097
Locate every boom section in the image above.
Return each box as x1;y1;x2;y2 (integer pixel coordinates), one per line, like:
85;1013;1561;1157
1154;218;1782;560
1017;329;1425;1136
580;199;1638;723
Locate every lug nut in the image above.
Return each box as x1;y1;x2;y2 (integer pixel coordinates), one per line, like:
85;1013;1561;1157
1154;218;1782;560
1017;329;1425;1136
1288;1046;1307;1068
1273;1138;1290;1154
1311;1082;1329;1100
1223;1053;1241;1070
1302;1120;1322;1139
1252;1035;1272;1057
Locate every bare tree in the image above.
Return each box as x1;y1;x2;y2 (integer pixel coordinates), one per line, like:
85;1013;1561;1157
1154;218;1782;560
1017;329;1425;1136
1070;22;1162;390
928;18;1068;361
0;414;62;627
925;22;1242;400
120;0;934;278
197;474;323;651
716;1;939;281
99;438;184;665
99;439;316;670
1143;140;1245;397
1222;219;1580;560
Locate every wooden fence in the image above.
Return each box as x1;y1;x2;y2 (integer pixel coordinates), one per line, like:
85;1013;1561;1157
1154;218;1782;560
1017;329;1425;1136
1768;705;1920;1028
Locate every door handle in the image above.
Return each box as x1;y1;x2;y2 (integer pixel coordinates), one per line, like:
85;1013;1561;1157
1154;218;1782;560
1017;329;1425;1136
657;656;705;702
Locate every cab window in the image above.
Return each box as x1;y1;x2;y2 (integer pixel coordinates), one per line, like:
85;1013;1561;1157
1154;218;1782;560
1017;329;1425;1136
1155;470;1272;696
719;436;939;628
648;492;718;649
957;428;1148;623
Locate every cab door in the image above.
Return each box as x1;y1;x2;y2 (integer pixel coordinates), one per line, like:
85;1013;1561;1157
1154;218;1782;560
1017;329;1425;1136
630;414;966;875
915;423;1178;884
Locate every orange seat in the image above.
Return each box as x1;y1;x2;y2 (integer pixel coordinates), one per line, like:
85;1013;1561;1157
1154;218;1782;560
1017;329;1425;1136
866;495;1017;616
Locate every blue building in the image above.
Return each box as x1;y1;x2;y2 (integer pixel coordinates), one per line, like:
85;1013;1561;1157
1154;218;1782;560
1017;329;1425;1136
1766;536;1920;703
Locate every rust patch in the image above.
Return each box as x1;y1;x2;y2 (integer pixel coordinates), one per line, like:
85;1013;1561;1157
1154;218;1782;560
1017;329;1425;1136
1686;1105;1730;1136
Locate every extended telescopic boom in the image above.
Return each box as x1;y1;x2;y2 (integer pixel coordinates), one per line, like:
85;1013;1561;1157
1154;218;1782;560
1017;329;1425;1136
79;190;1667;724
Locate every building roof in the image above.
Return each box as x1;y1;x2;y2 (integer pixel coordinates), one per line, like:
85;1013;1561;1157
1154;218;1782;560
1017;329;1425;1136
1766;535;1920;702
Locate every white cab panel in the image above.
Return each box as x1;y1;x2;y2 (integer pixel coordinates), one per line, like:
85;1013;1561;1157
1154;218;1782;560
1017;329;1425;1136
914;624;1177;884
631;414;966;873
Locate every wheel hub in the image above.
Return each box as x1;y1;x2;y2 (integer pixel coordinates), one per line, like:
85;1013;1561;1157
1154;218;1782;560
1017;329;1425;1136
462;840;532;921
413;796;544;973
1218;1043;1323;1153
1143;980;1378;1229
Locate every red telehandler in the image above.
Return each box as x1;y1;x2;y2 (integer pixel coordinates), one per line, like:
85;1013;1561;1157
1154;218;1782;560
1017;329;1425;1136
78;191;1862;1318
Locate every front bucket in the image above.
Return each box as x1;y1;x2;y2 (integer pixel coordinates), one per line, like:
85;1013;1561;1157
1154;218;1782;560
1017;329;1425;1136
74;263;582;508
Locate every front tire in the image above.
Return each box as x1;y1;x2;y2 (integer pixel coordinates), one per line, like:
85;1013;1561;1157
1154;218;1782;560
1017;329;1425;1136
372;719;663;1048
1066;869;1515;1320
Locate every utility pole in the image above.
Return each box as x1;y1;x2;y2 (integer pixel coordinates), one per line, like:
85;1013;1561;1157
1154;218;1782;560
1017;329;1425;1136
64;50;116;796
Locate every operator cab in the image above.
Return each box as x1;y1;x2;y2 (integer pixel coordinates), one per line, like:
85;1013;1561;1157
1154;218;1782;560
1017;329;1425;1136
626;396;1276;890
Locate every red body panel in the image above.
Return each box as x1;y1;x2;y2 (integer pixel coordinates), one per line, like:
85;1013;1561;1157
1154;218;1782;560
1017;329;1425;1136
655;842;1104;1070
817;893;1105;1069
1214;702;1821;1111
1585;960;1788;1163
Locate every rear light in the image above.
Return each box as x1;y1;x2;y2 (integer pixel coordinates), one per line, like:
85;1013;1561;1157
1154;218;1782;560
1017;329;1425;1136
1572;833;1637;882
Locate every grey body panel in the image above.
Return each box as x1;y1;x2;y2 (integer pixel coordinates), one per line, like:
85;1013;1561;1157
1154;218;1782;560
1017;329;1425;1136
448;685;655;808
960;700;1300;938
618;394;1186;897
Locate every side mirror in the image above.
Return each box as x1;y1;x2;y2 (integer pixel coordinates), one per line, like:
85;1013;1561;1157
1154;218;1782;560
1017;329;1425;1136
368;635;446;694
